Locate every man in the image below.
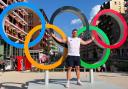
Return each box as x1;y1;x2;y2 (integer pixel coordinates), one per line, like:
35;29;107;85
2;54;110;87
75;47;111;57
52;29;94;88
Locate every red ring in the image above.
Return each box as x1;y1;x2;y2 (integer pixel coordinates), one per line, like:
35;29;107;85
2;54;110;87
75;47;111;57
91;9;128;49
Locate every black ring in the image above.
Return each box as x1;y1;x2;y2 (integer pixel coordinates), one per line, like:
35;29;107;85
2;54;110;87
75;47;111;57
50;6;90;48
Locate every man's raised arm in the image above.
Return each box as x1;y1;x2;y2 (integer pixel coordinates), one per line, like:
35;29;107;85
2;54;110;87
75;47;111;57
52;33;67;43
80;35;95;45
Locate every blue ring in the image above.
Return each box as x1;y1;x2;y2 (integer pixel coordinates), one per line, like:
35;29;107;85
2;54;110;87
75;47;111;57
0;2;46;48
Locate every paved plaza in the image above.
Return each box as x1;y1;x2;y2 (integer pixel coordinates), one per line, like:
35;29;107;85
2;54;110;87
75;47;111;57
0;71;128;89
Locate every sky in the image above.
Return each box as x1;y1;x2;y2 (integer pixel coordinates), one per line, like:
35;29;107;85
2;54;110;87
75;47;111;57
28;0;107;37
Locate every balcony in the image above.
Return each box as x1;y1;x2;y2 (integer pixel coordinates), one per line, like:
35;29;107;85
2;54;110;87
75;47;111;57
0;0;28;25
4;19;27;42
5;19;27;35
6;33;24;42
5;27;25;43
13;0;28;15
4;25;24;42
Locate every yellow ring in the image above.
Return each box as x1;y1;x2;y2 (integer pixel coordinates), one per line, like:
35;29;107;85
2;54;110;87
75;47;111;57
24;24;68;70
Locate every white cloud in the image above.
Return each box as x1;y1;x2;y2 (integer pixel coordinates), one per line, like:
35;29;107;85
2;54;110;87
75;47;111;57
71;18;81;25
89;5;101;23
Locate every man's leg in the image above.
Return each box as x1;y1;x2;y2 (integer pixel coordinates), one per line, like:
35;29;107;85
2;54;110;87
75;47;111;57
75;66;83;85
65;56;74;88
66;67;72;88
75;66;80;80
67;67;72;80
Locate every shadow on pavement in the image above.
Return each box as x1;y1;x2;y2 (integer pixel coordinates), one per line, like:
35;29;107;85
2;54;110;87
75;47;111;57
0;82;27;89
25;78;89;88
99;75;117;77
120;72;128;76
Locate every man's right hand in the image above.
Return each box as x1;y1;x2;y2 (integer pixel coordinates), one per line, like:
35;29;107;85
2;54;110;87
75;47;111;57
51;33;67;44
51;33;56;37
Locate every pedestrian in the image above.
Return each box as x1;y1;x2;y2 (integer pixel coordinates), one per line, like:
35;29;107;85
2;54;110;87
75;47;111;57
2;61;5;72
100;64;106;72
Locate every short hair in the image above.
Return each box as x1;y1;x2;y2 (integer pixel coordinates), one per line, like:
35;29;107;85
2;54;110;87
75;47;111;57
72;29;77;33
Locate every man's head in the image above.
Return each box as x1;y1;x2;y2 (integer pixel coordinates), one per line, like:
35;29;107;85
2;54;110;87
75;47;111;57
72;29;77;37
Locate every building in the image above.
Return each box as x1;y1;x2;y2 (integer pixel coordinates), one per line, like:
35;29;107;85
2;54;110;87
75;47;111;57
124;0;128;23
28;8;59;61
84;0;128;71
0;0;59;69
100;0;126;13
0;0;29;61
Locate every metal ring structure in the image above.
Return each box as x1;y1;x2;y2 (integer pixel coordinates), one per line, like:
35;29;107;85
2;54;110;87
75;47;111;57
0;2;46;48
50;6;90;48
78;26;111;69
24;24;68;70
91;9;128;49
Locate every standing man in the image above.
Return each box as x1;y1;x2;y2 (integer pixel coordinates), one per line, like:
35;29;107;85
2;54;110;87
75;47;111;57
52;29;94;88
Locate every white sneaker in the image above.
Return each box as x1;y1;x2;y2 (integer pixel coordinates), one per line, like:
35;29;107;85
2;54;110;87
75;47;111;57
65;82;70;88
77;81;83;86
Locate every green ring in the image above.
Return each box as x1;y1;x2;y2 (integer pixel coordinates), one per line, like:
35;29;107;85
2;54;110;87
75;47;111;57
78;26;111;69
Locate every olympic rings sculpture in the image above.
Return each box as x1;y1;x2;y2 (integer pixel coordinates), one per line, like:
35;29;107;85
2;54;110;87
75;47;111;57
0;2;128;70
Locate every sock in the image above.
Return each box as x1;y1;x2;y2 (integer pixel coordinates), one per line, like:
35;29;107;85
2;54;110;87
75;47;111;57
67;80;70;84
77;79;81;82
